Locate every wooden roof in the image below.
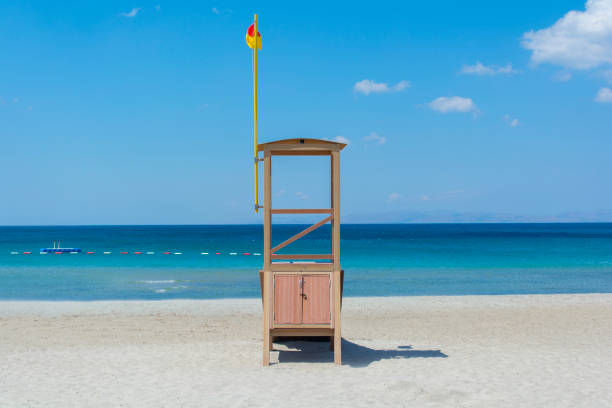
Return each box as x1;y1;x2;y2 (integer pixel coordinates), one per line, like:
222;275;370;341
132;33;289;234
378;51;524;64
257;138;347;155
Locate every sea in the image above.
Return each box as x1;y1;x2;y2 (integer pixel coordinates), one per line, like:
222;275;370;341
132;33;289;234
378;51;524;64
1;224;611;300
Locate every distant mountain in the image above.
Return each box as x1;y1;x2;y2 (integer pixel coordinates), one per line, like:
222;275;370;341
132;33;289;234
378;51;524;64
341;210;612;224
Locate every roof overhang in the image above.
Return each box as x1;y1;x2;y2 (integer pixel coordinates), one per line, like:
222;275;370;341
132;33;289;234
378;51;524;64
257;138;346;156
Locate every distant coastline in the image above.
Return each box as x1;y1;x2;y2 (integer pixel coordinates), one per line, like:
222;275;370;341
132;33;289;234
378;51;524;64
2;210;612;227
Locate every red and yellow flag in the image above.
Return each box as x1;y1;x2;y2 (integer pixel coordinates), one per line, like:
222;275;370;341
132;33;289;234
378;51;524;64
245;23;262;50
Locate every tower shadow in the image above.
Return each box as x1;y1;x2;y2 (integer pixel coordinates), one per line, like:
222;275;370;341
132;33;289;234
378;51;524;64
275;337;448;367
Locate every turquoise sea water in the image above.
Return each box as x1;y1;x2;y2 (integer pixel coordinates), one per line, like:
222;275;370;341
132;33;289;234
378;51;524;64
1;224;612;300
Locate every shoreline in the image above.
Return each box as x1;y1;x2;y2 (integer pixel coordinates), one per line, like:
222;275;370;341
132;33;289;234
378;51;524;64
1;292;611;317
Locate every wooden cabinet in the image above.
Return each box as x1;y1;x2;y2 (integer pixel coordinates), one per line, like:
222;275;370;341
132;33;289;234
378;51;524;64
273;275;302;324
273;274;331;325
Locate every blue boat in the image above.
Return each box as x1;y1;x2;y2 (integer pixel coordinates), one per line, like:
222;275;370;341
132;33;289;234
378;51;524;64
40;241;81;253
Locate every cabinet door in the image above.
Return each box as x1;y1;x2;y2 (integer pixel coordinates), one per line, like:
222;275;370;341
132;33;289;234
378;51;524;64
274;275;302;324
302;275;331;324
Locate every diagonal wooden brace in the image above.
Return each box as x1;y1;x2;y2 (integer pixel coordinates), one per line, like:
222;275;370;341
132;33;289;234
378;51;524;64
271;215;333;253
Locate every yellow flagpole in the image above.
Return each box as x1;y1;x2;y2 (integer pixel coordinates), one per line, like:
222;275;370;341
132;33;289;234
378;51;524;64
253;14;259;213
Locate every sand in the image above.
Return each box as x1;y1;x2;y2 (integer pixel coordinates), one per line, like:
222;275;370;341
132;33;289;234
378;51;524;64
1;294;611;407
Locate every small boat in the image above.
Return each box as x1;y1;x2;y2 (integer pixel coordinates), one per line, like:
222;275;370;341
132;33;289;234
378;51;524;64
40;241;81;254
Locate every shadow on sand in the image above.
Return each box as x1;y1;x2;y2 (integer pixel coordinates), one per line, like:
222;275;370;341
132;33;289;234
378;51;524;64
275;337;448;367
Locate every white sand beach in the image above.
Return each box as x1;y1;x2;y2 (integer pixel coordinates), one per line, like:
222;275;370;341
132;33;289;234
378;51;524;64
1;294;611;407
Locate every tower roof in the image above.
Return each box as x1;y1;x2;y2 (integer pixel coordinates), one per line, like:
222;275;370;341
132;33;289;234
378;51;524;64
257;138;346;155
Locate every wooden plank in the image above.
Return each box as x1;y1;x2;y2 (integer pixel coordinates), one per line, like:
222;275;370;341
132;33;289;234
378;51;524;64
330;154;334;259
271;328;333;337
271;215;333;253
272;324;332;329
263;150;271;269
263;270;271;366
259;270;264;304
264;143;342;151
332;152;341;364
258;138;346;151
271;209;332;214
270;263;333;272
271;254;333;260
333;272;341;364
271;270;331;275
271;150;331;156
332;151;340;269
262;149;272;366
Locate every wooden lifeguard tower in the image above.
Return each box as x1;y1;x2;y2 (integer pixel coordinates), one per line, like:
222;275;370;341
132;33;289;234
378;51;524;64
258;138;346;365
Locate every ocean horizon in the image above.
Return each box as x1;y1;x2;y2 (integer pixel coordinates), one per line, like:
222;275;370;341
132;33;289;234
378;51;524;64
1;223;612;300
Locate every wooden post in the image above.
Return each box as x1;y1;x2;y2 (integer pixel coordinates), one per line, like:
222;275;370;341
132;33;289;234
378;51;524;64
262;150;272;366
332;151;341;364
264;149;271;270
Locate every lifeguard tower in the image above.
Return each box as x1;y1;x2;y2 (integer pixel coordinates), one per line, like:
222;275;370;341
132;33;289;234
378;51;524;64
258;138;346;365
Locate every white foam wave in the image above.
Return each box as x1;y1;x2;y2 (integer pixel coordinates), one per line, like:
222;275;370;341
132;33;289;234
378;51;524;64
138;280;176;284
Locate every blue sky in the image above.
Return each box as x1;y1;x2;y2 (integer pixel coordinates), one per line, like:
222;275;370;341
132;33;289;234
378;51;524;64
1;0;611;225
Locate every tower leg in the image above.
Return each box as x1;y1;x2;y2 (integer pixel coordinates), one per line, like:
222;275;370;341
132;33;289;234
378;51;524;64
333;270;342;365
269;335;274;350
263;270;271;366
263;329;270;366
334;330;341;364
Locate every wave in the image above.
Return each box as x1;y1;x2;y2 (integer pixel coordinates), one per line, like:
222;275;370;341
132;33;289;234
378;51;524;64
138;280;176;284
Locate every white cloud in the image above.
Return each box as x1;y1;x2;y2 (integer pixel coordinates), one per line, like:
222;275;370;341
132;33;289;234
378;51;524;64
595;87;612;102
119;8;141;18
333;136;350;144
552;71;572;82
429;96;477;113
460;61;517;76
12;97;18;104
212;7;220;14
363;132;386;145
296;191;309;200
274;189;286;198
504;114;520;127
419;194;431;201
603;69;612;83
387;192;401;203
522;0;612;70
353;79;410;95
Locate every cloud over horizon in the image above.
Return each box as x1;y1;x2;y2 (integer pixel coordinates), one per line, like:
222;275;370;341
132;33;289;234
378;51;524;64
354;79;410;95
595;87;612;102
504;114;520;127
429;96;477;113
119;8;141;18
460;62;517;76
522;0;612;70
363;132;386;145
